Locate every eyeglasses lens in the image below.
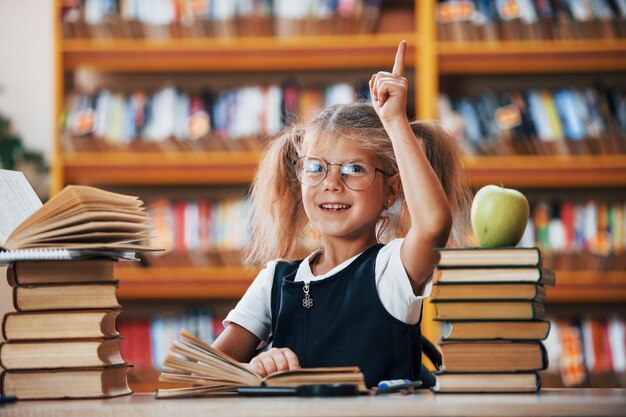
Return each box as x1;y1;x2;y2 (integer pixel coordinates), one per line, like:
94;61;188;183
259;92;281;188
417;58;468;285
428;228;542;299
296;157;376;191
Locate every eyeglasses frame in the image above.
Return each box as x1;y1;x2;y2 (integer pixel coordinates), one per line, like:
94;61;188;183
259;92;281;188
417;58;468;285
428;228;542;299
292;156;394;191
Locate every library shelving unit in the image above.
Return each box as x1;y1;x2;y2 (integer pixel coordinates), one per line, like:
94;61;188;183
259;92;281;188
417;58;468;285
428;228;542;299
53;0;626;389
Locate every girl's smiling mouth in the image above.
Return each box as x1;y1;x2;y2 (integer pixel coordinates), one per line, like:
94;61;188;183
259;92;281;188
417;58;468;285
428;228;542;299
319;203;352;211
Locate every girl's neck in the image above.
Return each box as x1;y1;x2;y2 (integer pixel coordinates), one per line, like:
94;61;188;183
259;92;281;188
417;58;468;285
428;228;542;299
312;237;378;276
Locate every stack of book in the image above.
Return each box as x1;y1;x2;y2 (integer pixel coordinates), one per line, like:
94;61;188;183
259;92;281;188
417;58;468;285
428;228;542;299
430;246;555;393
0;169;158;399
0;259;132;399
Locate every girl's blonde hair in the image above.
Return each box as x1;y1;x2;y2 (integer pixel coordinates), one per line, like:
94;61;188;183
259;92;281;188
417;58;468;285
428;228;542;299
244;102;471;265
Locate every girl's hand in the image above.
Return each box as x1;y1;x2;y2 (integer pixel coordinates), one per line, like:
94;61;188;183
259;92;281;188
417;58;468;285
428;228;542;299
248;347;301;378
369;40;409;126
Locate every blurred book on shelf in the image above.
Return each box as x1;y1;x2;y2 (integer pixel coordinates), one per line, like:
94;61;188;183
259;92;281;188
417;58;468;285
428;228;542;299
436;0;626;42
438;84;626;157
540;316;626;388
116;308;226;390
60;0;397;39
522;198;626;271
61;81;377;153
130;194;626;270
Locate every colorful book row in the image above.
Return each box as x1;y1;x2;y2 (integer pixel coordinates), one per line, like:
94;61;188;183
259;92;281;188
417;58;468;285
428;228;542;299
62;82;372;151
61;0;384;39
438;85;626;157
437;0;626;42
117;308;224;372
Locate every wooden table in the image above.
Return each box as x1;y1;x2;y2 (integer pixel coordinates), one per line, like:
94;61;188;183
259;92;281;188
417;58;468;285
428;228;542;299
1;389;625;416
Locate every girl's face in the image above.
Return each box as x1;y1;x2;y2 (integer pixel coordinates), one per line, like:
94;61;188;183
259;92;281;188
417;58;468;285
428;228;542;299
299;136;398;246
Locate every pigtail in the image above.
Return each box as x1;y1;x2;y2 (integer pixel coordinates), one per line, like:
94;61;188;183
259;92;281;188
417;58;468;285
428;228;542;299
406;121;473;247
244;126;309;265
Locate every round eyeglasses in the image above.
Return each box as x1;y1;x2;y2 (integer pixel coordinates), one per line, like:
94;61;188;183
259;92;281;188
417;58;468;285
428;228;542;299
294;156;394;191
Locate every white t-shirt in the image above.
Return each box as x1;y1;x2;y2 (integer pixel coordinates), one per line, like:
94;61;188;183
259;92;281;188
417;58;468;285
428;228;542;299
224;238;433;344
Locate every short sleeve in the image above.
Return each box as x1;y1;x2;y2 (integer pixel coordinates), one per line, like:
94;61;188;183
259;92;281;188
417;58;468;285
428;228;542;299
223;260;276;343
375;238;434;325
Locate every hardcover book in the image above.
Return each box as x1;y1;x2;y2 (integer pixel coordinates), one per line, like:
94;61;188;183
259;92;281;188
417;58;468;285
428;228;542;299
435;247;541;268
432;282;546;301
0;365;131;399
3;259;117;286
155;330;367;398
0;169;158;258
11;282;120;311
432;371;541;393
2;310;121;341
0;338;124;370
441;320;551;341
432;300;546;321
439;340;548;372
433;267;555;286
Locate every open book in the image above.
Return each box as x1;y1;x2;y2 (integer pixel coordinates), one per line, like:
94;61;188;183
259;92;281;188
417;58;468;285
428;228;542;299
156;330;367;398
0;169;159;259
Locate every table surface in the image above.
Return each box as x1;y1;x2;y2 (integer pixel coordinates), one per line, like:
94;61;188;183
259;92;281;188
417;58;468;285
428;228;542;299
1;389;626;417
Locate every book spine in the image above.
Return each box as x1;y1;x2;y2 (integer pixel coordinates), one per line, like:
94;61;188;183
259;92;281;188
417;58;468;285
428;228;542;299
12;287;18;311
0;342;5;370
1;314;8;341
535;371;542;391
6;263;16;287
540;339;549;371
532;302;546;320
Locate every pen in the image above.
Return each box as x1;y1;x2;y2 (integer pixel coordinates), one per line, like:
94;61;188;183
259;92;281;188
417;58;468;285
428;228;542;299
374;380;422;395
377;379;410;389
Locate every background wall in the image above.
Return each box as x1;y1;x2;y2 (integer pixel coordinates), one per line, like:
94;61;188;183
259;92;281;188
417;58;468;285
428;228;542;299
0;0;54;157
0;0;53;340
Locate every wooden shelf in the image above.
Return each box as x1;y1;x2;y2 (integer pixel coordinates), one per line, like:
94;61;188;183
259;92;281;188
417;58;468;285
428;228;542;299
114;265;626;301
116;265;257;299
62;151;261;185
61;152;626;188
547;270;626;303
464;155;626;188
62;34;416;72
438;40;626;74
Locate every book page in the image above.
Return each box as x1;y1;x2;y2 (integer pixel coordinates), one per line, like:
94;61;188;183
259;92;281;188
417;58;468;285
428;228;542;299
0;170;42;245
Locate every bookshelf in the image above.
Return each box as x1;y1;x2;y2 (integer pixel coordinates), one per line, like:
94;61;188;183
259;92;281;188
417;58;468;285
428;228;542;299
52;0;626;391
116;265;256;299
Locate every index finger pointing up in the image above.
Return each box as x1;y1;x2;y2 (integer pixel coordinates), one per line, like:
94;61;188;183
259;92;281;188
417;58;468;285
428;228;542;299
392;40;406;77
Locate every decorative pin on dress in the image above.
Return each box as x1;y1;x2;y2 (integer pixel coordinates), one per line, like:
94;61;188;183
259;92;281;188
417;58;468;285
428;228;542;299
303;282;313;308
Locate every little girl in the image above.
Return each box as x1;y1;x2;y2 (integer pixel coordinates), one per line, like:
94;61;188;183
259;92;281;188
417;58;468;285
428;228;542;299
212;41;471;388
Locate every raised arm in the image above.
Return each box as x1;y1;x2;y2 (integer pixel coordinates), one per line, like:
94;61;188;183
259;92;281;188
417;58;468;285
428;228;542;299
369;41;452;294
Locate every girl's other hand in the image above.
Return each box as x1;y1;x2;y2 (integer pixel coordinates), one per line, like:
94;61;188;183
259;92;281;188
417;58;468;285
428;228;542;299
248;347;301;378
369;40;409;125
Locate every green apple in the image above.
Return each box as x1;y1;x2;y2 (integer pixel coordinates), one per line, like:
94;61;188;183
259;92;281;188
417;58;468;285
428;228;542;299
471;185;529;247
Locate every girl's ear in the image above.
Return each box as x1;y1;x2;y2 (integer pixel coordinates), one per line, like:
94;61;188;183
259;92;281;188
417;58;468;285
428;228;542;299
385;173;402;207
